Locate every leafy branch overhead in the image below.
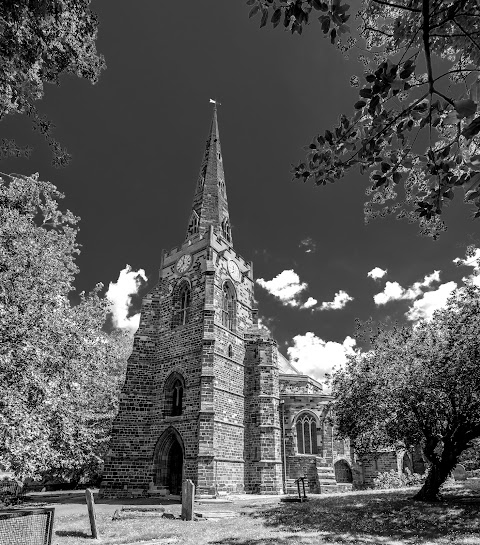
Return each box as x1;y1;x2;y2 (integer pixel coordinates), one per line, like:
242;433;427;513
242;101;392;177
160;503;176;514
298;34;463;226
0;0;105;166
248;0;480;238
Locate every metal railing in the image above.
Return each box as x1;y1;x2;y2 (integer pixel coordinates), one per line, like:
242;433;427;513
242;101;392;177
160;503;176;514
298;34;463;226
0;507;55;545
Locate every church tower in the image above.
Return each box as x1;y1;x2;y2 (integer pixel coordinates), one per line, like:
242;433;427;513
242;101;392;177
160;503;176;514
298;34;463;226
101;104;283;497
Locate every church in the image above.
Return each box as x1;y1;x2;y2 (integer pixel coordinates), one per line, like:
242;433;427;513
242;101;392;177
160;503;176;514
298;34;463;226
101;105;421;497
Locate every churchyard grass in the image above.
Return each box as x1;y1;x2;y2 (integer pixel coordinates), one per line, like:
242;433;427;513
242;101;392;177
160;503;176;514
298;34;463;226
46;480;480;545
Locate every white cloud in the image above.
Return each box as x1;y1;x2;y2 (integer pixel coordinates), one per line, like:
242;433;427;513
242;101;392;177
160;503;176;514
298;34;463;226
256;269;307;307
406;281;457;321
287;333;356;388
373;281;405;305
367;267;387;280
453;247;480;286
299;237;316;253
373;271;441;305
106;265;147;333
303;297;318;309
320;290;353;310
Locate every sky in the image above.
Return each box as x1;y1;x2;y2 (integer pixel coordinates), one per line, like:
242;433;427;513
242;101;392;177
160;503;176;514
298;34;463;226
3;1;480;387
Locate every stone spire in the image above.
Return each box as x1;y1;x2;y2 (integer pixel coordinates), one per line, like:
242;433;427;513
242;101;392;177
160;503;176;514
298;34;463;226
186;102;232;244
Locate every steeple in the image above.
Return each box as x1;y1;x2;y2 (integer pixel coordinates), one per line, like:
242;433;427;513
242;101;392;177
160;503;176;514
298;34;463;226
186;102;232;244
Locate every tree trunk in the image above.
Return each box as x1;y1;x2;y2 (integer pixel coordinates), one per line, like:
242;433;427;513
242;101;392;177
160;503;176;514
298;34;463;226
413;453;457;502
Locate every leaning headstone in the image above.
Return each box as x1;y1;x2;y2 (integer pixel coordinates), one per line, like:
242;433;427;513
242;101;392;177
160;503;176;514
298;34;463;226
453;464;467;481
181;480;195;521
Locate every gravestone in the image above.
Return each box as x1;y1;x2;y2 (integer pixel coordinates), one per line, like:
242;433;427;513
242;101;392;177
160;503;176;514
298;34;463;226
181;480;195;521
453;464;467;481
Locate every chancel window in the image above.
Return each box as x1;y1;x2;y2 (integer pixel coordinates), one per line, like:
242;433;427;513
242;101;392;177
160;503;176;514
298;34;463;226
296;414;318;455
221;283;235;331
173;282;191;327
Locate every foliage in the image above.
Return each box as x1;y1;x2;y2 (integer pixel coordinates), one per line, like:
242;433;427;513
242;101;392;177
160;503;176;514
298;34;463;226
0;0;105;166
332;284;480;500
248;0;480;237
0;173;130;481
459;438;480;470
373;468;426;489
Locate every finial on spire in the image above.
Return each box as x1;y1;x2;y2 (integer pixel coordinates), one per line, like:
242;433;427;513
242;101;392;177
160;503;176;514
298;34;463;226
209;98;222;107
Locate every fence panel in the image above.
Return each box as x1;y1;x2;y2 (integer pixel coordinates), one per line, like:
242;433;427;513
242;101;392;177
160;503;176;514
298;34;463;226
0;507;55;545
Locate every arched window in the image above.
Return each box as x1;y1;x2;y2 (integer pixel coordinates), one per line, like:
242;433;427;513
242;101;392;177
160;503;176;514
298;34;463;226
228;344;233;358
164;373;185;417
296;413;318;455
221;283;235;331
172;281;191;327
222;218;232;243
187;211;199;237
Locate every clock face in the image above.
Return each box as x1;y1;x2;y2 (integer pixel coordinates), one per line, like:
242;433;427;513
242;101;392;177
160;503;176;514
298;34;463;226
176;254;192;274
228;260;241;282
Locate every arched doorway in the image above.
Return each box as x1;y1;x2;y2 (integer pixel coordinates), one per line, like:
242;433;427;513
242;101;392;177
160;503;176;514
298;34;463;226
153;428;184;495
334;460;353;483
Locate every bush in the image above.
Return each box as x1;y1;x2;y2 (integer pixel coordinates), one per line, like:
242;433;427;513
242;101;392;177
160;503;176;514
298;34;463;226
373;468;426;489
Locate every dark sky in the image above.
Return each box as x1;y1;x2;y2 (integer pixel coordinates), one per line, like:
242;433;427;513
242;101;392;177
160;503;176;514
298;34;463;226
3;1;479;382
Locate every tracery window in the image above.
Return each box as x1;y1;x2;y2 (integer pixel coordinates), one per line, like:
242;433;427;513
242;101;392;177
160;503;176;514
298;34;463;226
172;281;191;327
296;413;318;455
221;282;235;331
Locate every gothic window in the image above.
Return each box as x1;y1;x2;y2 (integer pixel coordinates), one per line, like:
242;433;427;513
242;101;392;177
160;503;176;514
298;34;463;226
296;413;318;455
187;211;199;237
172;281;191;327
164;373;185;417
221;282;235;331
228;344;233;358
221;218;231;243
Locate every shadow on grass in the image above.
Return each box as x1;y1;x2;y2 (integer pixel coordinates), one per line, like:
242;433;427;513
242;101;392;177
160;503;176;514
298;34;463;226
217;486;480;545
55;529;92;538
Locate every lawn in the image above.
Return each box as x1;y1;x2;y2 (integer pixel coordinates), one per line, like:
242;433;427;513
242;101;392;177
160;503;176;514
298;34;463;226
42;481;480;545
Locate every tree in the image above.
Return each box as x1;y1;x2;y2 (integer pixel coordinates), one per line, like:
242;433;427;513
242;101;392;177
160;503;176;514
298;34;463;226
332;284;480;501
249;0;480;238
0;173;130;480
0;0;105;166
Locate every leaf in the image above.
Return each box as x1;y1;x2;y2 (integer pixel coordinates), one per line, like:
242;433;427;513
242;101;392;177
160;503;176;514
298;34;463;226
249;5;260;17
454;99;477;120
462;117;480;140
354;100;366;109
271;8;282;26
320;15;330;33
246;0;255;4
443;189;454;200
359;88;372;98
393;171;402;184
260;9;268;27
330;27;337;44
464;172;480;200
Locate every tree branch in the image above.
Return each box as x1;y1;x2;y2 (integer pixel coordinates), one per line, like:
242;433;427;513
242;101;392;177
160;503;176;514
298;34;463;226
372;0;421;12
454;19;480;52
